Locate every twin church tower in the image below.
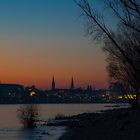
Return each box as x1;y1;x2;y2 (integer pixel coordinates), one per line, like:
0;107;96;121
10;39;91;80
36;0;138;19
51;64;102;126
51;76;75;90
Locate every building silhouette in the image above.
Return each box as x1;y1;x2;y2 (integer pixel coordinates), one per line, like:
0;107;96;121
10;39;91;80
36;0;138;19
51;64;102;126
71;77;74;89
51;76;56;90
0;84;24;97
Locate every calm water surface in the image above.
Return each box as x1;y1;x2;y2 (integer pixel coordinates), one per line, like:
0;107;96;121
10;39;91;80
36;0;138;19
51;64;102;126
0;103;127;140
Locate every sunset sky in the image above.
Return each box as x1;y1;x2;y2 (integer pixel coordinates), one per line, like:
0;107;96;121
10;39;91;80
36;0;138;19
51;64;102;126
0;0;108;89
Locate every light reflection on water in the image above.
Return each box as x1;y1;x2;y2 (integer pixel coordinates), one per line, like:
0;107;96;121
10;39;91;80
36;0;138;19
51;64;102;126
0;104;128;127
0;103;128;140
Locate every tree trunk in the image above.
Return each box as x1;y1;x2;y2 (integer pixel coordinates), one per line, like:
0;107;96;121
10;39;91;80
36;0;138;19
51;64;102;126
131;90;140;108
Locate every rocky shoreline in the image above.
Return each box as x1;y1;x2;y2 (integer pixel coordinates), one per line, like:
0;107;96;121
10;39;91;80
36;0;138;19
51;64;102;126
46;107;140;140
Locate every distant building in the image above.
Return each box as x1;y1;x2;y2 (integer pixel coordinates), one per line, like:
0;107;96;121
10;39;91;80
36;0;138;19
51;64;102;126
51;76;56;90
0;84;24;98
71;77;75;89
87;85;92;93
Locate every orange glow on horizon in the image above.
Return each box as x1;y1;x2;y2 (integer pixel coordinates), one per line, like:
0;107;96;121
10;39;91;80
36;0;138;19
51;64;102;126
0;74;108;90
0;36;108;90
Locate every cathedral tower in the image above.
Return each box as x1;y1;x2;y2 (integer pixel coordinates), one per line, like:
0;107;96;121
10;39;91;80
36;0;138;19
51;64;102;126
71;77;74;89
51;76;55;90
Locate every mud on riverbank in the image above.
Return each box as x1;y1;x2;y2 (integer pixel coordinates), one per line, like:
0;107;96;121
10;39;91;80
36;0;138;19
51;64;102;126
49;108;140;140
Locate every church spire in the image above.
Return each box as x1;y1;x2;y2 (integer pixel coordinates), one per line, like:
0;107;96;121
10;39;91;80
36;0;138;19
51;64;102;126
51;76;55;90
71;77;74;89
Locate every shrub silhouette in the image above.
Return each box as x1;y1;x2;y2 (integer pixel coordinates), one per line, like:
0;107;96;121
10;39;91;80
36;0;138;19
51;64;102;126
17;104;39;129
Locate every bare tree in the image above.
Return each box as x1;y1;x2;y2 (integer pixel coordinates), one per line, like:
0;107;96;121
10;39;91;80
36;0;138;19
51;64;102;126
74;0;140;107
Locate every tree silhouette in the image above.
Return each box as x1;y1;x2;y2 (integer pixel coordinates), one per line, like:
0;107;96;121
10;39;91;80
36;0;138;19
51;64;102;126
74;0;140;107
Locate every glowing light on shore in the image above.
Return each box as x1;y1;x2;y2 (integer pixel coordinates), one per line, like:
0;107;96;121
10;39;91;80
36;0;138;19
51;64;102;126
30;91;36;97
124;94;136;100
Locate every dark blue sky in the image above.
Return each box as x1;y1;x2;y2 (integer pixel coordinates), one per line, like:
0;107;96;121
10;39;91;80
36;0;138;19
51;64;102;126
0;0;82;39
0;0;108;89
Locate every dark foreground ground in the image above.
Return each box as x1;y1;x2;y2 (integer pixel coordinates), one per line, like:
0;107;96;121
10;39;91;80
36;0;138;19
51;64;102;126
48;107;140;140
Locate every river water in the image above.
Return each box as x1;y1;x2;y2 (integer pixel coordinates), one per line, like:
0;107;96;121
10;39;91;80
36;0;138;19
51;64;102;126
0;103;128;140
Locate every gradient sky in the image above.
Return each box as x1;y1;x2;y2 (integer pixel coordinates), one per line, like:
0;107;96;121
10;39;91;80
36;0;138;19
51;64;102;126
0;0;108;89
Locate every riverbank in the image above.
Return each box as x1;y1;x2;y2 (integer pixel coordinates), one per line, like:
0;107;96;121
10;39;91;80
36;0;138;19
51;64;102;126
49;107;140;140
0;104;129;140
